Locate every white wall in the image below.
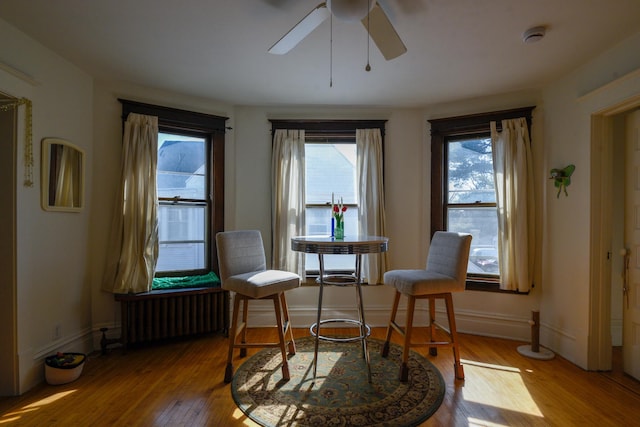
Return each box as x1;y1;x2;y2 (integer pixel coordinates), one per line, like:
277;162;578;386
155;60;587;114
0;18;93;393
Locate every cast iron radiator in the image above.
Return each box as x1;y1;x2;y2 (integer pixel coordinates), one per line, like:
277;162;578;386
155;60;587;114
114;287;229;347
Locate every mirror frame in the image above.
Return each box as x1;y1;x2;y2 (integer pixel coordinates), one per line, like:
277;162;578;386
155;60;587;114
41;137;85;212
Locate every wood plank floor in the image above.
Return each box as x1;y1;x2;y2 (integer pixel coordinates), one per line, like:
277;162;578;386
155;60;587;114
1;328;639;426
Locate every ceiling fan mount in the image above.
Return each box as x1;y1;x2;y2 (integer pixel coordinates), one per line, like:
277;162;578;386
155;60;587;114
326;0;375;22
268;1;407;61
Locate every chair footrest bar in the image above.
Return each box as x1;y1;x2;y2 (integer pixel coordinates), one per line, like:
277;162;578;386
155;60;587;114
310;318;371;343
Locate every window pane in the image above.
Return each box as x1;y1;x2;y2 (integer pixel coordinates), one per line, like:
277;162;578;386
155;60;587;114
305;143;357;204
158;133;206;200
448;207;499;275
156;196;207;273
157;243;206;272
448;138;495;203
158;205;205;241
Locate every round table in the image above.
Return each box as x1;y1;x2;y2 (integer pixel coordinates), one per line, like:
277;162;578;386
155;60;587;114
291;235;389;382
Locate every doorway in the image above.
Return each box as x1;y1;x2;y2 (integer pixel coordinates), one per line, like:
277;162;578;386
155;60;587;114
619;109;640;382
0;94;18;396
590;89;640;385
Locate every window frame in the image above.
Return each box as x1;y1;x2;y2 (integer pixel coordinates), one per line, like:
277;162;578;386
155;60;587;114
429;107;534;292
120;99;227;277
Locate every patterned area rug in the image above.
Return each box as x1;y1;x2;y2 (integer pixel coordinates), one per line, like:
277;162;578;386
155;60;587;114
231;337;445;426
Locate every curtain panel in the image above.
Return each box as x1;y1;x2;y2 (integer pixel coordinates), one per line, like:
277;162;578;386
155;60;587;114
491;117;535;292
102;113;159;294
272;129;306;278
356;128;389;284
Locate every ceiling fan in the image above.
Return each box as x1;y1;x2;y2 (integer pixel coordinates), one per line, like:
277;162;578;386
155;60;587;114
268;0;407;61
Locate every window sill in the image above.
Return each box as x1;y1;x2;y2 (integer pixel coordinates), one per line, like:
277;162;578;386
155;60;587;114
466;277;530;295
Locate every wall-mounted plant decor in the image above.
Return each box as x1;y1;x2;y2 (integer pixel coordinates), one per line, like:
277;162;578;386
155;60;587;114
549;164;575;198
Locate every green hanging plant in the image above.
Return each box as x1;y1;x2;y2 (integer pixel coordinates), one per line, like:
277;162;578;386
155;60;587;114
549;164;575;198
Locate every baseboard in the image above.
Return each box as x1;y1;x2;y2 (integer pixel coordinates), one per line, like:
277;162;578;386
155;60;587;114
243;303;533;342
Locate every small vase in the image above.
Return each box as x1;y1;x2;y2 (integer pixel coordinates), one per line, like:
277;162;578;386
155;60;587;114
334;222;344;239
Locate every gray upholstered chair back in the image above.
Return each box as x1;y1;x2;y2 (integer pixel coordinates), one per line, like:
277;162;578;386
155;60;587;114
216;230;267;284
425;231;473;290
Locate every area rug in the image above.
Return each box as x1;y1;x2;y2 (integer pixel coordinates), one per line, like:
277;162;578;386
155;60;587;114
231;337;445;427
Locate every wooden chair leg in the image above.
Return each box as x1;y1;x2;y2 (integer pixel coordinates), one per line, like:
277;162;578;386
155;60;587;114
273;293;290;381
239;296;249;358
400;295;416;382
280;292;296;355
428;297;438;356
382;290;402;358
224;293;242;383
444;293;464;380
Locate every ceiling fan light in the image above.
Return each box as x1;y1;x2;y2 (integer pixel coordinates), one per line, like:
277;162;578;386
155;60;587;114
327;0;375;22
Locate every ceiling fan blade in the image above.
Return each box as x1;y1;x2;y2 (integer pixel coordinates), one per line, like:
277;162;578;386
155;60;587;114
268;3;330;55
361;3;407;60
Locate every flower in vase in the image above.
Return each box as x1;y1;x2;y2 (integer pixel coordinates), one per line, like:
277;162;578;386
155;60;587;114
333;197;347;227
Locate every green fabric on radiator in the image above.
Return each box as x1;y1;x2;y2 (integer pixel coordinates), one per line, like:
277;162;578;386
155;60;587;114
152;271;221;290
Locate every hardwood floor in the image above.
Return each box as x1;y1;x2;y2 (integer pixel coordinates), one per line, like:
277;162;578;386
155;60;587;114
1;328;639;426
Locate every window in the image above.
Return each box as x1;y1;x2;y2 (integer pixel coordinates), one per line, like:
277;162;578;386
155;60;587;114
156;132;208;273
430;107;534;291
304;138;358;273
447;136;499;275
120;99;226;276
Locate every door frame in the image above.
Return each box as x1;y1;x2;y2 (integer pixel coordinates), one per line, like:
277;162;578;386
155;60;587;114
590;91;640;371
0;94;18;395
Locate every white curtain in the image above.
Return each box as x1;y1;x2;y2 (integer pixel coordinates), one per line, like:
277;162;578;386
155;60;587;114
272;129;306;277
491;118;535;292
102;113;159;294
356;128;389;284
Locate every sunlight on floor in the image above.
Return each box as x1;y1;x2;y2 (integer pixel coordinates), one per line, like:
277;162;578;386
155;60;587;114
467;417;511;426
0;390;77;424
461;359;544;418
231;407;250;425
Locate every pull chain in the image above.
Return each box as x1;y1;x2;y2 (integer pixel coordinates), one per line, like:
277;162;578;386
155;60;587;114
330;14;333;87
365;0;371;72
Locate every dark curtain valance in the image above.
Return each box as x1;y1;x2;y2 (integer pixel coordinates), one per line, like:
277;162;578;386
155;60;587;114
429;106;535;137
119;99;228;133
269;119;387;137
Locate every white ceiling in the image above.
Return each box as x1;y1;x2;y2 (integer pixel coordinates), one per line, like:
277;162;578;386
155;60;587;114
1;0;640;108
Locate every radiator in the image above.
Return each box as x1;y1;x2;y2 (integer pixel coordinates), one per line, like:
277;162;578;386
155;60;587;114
115;288;228;347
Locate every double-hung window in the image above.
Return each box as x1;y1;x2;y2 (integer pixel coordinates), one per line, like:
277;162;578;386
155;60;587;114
430;107;534;291
156;132;208;273
120;99;227;276
304;136;358;274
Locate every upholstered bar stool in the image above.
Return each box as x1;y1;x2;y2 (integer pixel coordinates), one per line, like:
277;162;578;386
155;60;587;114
381;231;472;381
216;230;300;383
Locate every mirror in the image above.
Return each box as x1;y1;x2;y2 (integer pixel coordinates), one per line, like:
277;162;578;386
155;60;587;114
41;138;85;212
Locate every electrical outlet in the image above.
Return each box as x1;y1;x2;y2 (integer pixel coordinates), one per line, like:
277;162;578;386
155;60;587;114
54;324;61;340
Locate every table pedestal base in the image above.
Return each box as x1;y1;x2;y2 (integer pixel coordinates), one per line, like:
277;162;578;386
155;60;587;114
312;255;372;382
